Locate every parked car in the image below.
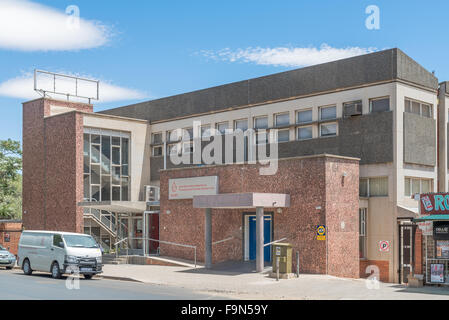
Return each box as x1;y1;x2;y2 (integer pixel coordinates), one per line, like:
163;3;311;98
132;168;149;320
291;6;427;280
0;245;16;270
17;230;103;279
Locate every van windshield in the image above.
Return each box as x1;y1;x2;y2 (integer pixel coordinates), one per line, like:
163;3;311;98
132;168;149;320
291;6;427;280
63;235;99;248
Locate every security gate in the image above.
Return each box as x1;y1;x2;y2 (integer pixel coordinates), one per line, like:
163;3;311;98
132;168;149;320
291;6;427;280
398;222;416;284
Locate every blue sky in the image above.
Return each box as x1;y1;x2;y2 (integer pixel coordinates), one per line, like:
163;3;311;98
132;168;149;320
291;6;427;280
1;0;448;142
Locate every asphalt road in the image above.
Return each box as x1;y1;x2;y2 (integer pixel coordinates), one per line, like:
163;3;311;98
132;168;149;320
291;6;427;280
0;269;227;300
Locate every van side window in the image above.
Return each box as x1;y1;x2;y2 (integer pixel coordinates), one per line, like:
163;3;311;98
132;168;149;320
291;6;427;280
53;234;64;248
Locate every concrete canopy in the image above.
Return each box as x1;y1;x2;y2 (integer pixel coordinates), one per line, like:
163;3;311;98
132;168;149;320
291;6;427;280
78;201;146;213
193;193;290;209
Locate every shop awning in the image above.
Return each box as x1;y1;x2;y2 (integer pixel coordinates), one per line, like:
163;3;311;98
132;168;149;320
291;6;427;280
414;215;449;222
78;201;146;213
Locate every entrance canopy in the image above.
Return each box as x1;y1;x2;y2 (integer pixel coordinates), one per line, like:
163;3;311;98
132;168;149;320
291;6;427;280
78;201;146;213
193;192;290;209
415;215;449;222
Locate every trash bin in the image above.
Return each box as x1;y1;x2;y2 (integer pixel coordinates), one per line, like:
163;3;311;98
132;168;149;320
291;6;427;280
272;243;292;274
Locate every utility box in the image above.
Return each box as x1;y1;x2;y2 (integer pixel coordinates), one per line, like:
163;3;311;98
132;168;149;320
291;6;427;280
272;243;292;274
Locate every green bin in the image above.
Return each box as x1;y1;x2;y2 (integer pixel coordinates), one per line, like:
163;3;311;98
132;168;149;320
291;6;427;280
272;243;292;274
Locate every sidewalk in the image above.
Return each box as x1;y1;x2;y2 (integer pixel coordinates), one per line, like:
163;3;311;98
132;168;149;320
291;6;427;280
100;264;449;300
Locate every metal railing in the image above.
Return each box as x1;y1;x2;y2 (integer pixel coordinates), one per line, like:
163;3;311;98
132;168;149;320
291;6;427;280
263;237;287;247
212;237;234;246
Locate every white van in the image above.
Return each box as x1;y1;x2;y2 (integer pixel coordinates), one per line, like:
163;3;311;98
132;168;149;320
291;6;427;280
18;231;103;279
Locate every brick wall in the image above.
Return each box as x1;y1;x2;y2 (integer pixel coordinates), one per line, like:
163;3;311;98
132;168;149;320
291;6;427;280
0;221;22;255
159;155;360;278
22;98;92;232
359;260;390;282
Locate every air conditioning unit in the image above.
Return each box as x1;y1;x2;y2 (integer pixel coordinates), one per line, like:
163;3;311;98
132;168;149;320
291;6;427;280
145;185;160;202
344;103;363;118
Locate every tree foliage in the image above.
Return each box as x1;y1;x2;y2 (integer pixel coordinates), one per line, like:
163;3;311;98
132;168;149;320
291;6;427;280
0;139;22;219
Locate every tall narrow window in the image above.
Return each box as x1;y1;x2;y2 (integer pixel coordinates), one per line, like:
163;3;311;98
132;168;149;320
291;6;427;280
359;208;367;259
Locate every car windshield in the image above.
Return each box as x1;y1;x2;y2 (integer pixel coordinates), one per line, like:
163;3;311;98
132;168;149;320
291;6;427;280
0;245;5;250
63;235;99;248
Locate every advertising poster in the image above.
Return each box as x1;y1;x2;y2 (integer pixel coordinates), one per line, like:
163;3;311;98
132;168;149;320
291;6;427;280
436;241;449;259
430;264;445;283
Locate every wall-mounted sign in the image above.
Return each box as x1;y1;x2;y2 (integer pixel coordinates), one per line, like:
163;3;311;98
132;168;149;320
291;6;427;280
169;176;218;200
434;222;449;240
417;221;433;236
430;263;445;283
419;193;449;215
4;233;10;243
436;241;449;258
316;225;326;241
379;240;390;252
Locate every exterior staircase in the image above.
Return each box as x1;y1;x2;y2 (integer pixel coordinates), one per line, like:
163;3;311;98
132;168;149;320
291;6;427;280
102;253;128;265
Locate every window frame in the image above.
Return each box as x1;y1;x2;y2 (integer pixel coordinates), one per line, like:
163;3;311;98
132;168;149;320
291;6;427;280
319;122;337;137
234;118;248;132
404;177;433;196
277;129;290;143
275;112;290;127
296;109;313;124
404;98;433;118
152;145;163;157
151;132;163;144
359;208;368;259
359;177;389;197
319;105;337;121
297;125;313;141
369;96;390;113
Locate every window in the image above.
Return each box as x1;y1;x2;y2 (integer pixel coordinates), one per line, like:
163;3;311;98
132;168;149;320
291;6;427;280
201;125;211;138
254;116;268;129
53;234;64;248
370;97;390;113
152;132;162;144
404;99;432;118
277;129;290;142
359;208;367;259
168;129;181;142
320;123;337;137
168;143;179;156
297;126;313;140
152;146;163;157
404;177;432;196
183;141;194;154
359;177;388;197
275;113;290;127
182;127;193;141
343;100;362;117
320;106;337;120
297;109;313;124
234;119;248;132
216;122;228;135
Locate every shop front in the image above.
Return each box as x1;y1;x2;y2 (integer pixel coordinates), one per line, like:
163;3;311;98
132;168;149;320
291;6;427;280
415;193;449;285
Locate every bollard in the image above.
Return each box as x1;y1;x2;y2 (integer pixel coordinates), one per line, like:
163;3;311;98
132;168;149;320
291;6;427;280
296;251;299;278
276;257;280;281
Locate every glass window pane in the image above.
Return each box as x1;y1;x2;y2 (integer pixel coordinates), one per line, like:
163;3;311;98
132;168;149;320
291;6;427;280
122;164;129;177
371;98;390;113
91;144;100;164
83;174;90;200
276;113;290;127
412;179;420;195
421;180;431;193
405;178;411;196
411;101;420;115
91;164;100;185
101;135;111;174
254;116;268;129
92;135;100;144
121;177;129;201
422;104;431;118
112;146;120;165
91;186;100;201
83;134;90;174
121;138;129;165
153;146;162;157
277;129;289;142
183;128;193;140
217;122;228;135
320;123;337;136
101;175;111;201
112;186;121;201
297;110;312;123
369;177;388;196
152;133;162;144
405;99;411;113
297;126;313;140
320;106;336;120
112;166;121;185
360;179;368;197
112;136;120;146
235;119;248;132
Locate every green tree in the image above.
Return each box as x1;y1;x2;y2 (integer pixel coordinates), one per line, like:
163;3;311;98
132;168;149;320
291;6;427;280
0;139;22;219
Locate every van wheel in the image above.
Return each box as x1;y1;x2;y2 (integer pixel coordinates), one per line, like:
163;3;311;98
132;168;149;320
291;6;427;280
23;259;32;275
51;262;62;279
84;274;93;280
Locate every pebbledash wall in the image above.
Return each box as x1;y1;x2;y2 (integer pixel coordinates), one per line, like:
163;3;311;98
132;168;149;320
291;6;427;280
159;154;360;279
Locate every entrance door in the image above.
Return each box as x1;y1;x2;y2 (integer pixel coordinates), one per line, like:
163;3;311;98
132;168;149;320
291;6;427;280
149;214;159;253
399;222;415;284
248;215;272;262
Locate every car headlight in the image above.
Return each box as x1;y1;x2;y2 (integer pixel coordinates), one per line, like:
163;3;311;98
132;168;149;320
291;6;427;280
9;253;15;259
96;256;102;264
65;255;79;264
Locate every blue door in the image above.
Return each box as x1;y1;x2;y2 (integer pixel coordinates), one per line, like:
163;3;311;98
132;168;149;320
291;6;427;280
248;216;272;262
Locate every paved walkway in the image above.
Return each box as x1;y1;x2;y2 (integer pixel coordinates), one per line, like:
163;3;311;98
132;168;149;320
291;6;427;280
101;264;449;300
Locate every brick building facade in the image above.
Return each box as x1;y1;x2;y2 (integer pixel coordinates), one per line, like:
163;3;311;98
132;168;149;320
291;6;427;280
0;220;22;255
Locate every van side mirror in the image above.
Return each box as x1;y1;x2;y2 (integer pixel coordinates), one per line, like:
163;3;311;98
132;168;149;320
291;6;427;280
59;242;65;248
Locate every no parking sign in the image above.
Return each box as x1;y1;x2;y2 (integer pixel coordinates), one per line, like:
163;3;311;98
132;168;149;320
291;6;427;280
379;240;390;252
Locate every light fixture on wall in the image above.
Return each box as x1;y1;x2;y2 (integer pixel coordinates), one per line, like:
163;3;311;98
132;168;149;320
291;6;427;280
166;210;171;215
277;208;282;214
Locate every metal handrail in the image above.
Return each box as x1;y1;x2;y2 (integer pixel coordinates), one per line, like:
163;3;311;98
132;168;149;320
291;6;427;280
264;237;287;247
212;237;234;245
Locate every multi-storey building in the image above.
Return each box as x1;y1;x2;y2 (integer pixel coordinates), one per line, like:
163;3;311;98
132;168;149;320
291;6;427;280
22;48;445;283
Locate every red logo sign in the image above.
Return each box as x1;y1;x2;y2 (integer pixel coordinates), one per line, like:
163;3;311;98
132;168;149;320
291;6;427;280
419;193;449;215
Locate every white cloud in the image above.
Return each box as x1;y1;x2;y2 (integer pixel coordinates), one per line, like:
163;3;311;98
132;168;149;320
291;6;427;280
200;44;378;68
0;72;148;103
0;0;112;51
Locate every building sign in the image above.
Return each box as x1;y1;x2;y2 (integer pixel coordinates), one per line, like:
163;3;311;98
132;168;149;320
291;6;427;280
417;221;433;236
419;193;449;215
436;241;449;259
168;176;218;200
434;222;449;240
379;240;390;252
4;233;10;243
430;264;445;283
316;225;326;241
